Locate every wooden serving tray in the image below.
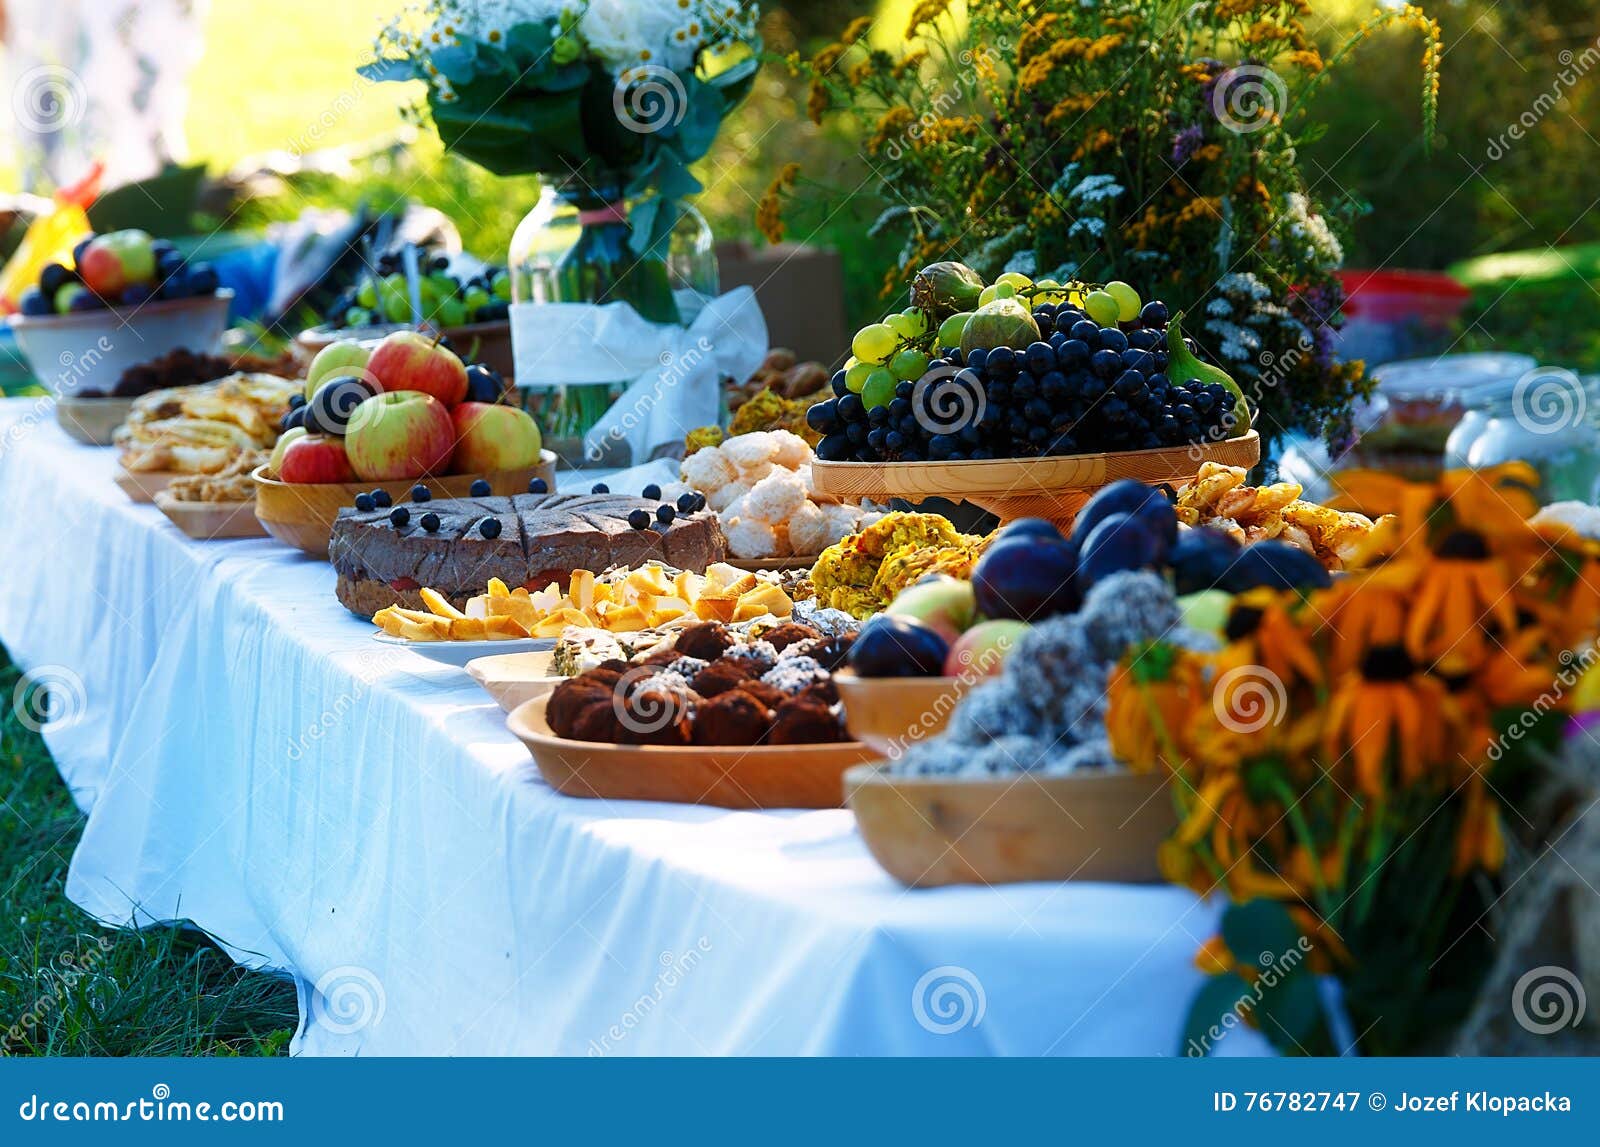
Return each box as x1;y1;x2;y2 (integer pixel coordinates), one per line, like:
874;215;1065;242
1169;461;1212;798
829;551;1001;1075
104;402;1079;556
466;651;561;713
251;449;559;559
506;695;876;809
153;491;266;540
55;396;135;446
833;670;977;759
810;432;1261;531
723;554;819;573
845;764;1174;887
114;466;184;504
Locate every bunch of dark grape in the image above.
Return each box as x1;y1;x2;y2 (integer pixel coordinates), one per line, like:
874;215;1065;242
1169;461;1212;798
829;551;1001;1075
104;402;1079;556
807;295;1238;463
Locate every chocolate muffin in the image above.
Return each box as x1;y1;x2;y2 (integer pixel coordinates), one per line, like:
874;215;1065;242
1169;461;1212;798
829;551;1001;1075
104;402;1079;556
691;657;757;698
691;691;773;746
759;622;822;654
548;670;624;739
331;491;726;617
769;696;843;744
735;680;788;711
673;621;735;662
615;687;694;746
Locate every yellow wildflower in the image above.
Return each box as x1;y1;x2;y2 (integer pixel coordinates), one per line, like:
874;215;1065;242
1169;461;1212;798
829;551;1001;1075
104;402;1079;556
806;79;829;124
905;0;951;39
811;43;846;73
755;163;800;245
1242;19;1291;45
1085;33;1125;62
868;107;915;155
840;16;874;46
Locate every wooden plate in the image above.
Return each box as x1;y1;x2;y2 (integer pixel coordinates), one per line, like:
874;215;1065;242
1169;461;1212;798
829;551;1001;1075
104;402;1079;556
114;466;184;504
723;555;819;573
845;764;1174;887
371;632;551;668
252;450;559;559
54;396;135;446
466;650;561;713
153;492;266;540
810;432;1261;531
506;695;877;809
833;670;977;759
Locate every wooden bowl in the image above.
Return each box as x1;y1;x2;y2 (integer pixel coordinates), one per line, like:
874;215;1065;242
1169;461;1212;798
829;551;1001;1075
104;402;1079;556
294;320;514;379
506;695;876;809
810;432;1261;531
251;451;558;559
845;764;1174;887
153;492;266;540
54;396;135;446
723;554;819;573
833;670;978;760
466;650;561;713
114;466;184;503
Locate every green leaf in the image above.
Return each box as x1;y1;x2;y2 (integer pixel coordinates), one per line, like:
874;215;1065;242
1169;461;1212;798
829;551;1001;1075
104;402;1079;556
1220;900;1305;971
505;21;554;72
673;82;727;162
1180;974;1253;1058
431;44;478;86
1253;966;1326;1051
358;58;416;84
652;151;703;201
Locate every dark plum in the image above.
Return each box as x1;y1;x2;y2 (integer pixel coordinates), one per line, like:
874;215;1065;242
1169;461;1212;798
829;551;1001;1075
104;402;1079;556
1076;513;1166;589
1169;526;1243;595
1072;479;1178;547
971;536;1079;621
847;615;951;678
996;517;1065;544
1219;541;1332;593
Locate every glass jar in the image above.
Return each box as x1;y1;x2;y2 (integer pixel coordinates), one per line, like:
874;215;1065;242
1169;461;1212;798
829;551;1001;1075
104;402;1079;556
1457;368;1600;504
508;178;718;465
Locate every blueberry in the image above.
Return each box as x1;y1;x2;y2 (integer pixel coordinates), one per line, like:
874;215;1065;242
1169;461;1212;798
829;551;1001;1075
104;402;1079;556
372;489;393;508
656;504;675;525
677;492;696;512
469;478;491;497
410;485;432;503
479;517;502;539
628;508;651;530
281;406;307;433
354;493;376;512
691;492;707;512
420;512;441;533
591;483;609;494
389;507;411;527
642;483;661;500
528;477;548;494
288;393;307;410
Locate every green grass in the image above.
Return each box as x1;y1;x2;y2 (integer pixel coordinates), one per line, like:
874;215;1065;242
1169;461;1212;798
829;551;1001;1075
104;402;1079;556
0;645;298;1056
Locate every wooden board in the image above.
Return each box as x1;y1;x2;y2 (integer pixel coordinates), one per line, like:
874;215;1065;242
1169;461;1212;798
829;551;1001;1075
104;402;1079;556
153;492;266;540
466;650;561;713
810;432;1261;531
845;764;1175;887
252;450;559;559
54;397;134;446
114;467;183;504
723;554;819;573
506;695;876;810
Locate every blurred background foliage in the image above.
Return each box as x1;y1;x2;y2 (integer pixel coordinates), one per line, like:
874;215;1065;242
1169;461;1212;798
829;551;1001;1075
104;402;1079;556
50;0;1600;365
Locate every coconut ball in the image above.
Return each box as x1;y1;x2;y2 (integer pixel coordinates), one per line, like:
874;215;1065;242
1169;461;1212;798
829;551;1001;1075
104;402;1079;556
788;501;830;555
725;516;777;559
743;469;808;524
706;480;751;514
681;447;735;493
724;431;779;469
769;429;813;469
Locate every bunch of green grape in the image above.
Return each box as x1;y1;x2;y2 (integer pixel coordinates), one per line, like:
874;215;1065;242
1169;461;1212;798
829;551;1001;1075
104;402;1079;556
334;263;513;330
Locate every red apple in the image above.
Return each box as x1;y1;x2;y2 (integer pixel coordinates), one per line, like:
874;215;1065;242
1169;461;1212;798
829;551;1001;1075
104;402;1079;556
944;619;1030;679
345;391;455;481
886;575;977;645
366;330;468;406
279;434;356;484
450;402;543;474
77;230;155;297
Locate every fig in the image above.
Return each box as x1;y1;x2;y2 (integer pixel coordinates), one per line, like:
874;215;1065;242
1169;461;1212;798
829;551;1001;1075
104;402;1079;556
1166;313;1251;434
959;297;1042;357
910;261;986;319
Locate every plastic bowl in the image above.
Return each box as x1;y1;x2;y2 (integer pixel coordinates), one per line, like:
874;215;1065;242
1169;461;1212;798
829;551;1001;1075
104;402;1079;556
9;292;233;398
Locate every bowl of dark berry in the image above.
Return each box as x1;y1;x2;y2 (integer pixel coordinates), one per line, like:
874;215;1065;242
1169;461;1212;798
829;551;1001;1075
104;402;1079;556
9;230;232;401
807;265;1259;531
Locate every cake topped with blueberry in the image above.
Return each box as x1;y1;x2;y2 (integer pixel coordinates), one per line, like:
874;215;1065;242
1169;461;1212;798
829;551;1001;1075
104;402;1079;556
330;477;724;617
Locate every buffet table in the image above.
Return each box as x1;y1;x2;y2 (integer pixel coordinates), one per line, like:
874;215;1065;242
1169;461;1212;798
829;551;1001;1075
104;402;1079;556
0;397;1256;1056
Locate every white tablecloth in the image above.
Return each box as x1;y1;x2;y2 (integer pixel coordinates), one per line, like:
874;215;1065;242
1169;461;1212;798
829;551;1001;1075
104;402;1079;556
0;397;1257;1056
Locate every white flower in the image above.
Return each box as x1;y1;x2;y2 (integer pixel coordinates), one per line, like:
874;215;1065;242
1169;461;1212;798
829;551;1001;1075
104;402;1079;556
1206;297;1233;317
1068;217;1106;238
582;0;682;71
1004;249;1038;276
1069;173;1123;203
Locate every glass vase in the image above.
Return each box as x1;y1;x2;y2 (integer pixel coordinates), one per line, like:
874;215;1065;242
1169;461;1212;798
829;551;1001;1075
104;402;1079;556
509;177;717;468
